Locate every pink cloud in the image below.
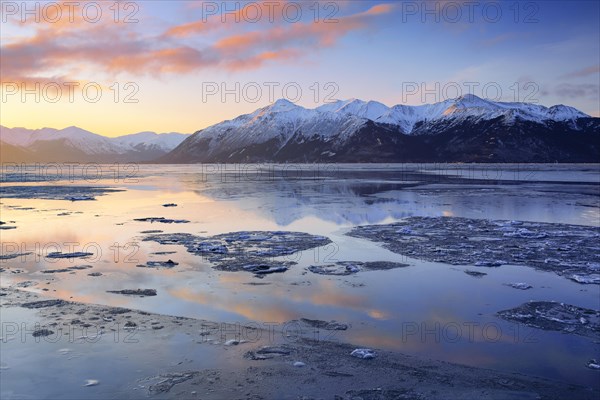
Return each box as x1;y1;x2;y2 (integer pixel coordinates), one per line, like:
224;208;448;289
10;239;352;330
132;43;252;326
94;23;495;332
0;2;393;84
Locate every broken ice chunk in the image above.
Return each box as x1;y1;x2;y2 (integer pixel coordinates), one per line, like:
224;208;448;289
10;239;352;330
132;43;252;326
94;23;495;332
345;264;361;273
464;270;487;277
503;228;548;239
241;264;289;275
138;259;179;268
197;242;228;254
106;289;157;297
568;274;600;284
66;196;95;201
300;318;348;331
475;260;503;267
505;283;533;290
46;252;93;259
350;348;376;359
587;359;600;370
0;252;31;260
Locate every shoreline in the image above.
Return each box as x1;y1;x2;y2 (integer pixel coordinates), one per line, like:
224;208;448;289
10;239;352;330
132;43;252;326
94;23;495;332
2;288;598;400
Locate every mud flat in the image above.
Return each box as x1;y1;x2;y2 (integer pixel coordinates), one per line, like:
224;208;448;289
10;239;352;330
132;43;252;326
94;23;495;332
348;216;600;283
1;288;597;400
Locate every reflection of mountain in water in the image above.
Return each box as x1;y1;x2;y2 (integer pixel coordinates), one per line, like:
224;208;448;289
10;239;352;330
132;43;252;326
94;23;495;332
191;178;416;226
182;167;600;227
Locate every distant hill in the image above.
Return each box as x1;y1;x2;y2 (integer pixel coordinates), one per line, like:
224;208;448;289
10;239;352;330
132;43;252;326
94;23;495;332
0;126;189;163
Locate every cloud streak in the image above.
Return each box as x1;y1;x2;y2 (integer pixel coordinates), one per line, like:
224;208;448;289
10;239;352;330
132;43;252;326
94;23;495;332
1;2;393;85
559;65;600;79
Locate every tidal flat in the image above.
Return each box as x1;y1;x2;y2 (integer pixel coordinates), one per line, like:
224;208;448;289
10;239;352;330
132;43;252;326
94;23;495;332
1;164;599;399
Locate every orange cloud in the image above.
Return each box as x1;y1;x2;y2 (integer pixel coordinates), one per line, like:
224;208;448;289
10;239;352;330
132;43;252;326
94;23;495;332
165;0;297;38
1;2;393;85
363;3;395;16
164;19;209;38
212;3;393;53
226;49;300;71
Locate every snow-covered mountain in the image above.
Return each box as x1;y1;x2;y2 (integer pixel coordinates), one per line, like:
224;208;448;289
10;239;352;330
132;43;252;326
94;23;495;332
113;131;189;152
316;95;589;131
163;95;598;163
1;126;125;154
2;95;597;163
0;126;189;162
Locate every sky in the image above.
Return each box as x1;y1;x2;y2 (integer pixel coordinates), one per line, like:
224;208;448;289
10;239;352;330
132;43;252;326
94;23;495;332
1;0;599;137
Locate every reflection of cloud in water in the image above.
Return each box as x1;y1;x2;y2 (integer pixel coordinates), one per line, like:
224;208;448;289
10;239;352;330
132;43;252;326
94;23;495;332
367;310;389;320
168;278;389;325
169;287;297;322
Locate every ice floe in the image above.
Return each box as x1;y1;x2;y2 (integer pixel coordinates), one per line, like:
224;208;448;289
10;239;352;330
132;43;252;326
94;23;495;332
505;283;533;290
348;217;600;283
143;230;331;276
497;301;600;339
308;261;409;276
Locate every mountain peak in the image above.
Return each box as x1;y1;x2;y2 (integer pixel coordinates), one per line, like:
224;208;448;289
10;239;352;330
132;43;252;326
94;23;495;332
453;94;490;107
315;98;389;122
547;104;590;120
270;98;299;110
457;93;482;102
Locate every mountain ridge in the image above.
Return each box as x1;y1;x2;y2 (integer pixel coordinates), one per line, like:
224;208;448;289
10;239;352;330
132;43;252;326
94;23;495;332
2;95;598;163
0;126;190;163
161;95;599;163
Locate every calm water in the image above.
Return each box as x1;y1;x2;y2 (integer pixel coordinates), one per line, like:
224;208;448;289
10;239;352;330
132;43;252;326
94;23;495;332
1;164;599;393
